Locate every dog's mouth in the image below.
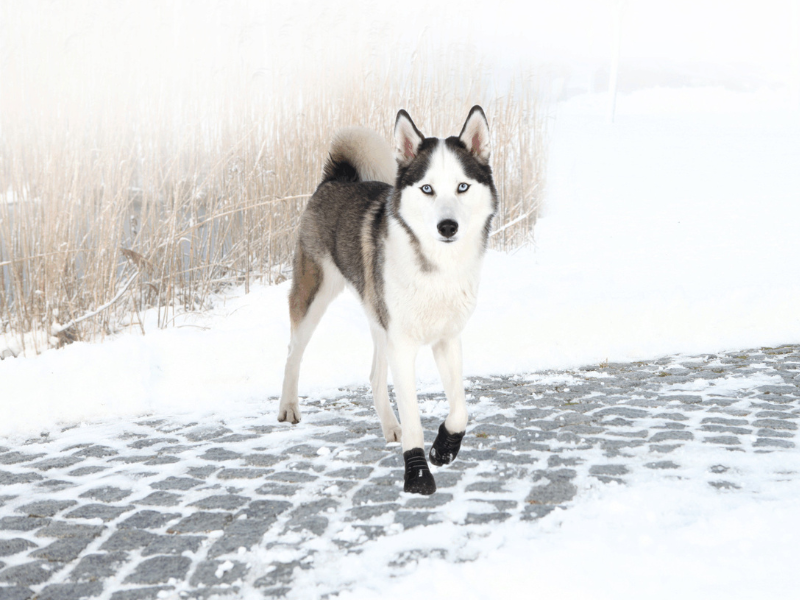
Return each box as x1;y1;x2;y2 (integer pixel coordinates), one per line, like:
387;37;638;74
440;238;456;244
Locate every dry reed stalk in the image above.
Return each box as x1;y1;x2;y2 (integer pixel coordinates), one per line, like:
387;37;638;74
0;7;547;357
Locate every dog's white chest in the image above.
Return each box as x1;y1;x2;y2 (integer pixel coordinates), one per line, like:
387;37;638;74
383;240;481;344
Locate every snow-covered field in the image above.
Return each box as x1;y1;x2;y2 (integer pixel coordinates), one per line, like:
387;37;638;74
2;87;799;598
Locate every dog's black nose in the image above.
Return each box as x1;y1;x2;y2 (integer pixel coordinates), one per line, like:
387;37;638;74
437;219;458;238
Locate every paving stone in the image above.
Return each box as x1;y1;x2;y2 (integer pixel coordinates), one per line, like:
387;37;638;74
200;448;242;462
352;484;401;505
167;512;232;534
216;468;271;479
73;445;118;458
644;461;680;469
64;504;131;522
36;523;105;539
141;535;204;556
263;471;317;484
16;500;76;518
753;438;795;449
243;454;283;468
101;530;158;552
347;504;400;520
0;561;53;586
394;511;442;529
128;438;179;450
118;511;181;530
704;436;741;445
69;552;129;581
149;477;203;491
326;467;373;480
0;452;46;465
237;500;292;521
189;560;248;586
184;427;233;442
30;457;84;471
405;493;454;508
0;517;51;531
255;483;299;497
526;480;577;505
464;512;511;524
135;492;181;507
753;418;797;430
189;495;249;510
0;539;38;557
31;537;92;562
589;464;629;476
649;431;694;443
0;586;34;600
109;586;174;600
68;466;108;476
79;487;132;503
124;556;191;584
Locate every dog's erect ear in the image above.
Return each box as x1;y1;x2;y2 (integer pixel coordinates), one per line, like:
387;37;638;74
394;110;424;168
458;105;491;164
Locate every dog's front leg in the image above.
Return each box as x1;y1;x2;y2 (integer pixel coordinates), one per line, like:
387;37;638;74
388;335;436;495
429;335;467;466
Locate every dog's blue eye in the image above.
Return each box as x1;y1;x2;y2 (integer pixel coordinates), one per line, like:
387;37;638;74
421;185;433;195
457;183;470;193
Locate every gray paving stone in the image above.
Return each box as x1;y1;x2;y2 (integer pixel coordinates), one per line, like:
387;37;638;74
704;436;741;445
237;500;292;521
184;426;232;442
124;556;191;584
589;464;629;476
64;504;131;522
101;530;158;552
0;561;53;586
30;457;83;471
326;467;373;480
135;492;181;507
167;512;232;534
68;467;108;477
200;448;242;461
186;466;218;479
36;523;105;539
649;431;694;443
35;582;103;600
69;552;129;581
118;511;181;530
0;452;45;465
0;517;51;531
352;484;401;505
464;512;511;524
73;445;118;458
190;560;248;586
644;460;680;469
189;495;249;510
243;454;283;468
0;586;34;600
0;539;38;558
149;477;203;491
753;438;795;449
753;419;797;430
79;487;132;503
265;471;318;483
217;468;271;479
347;504;400;520
255;483;299;497
394;511;441;529
141;535;204;556
31;537;92;562
109;586;174;600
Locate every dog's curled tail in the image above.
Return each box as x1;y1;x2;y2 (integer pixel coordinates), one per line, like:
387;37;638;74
321;127;396;186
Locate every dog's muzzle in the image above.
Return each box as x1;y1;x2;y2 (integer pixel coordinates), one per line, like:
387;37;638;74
437;219;458;240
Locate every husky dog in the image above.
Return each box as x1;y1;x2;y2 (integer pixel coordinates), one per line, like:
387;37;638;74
278;106;497;495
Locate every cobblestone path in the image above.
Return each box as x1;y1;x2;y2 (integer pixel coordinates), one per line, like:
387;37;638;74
1;345;798;599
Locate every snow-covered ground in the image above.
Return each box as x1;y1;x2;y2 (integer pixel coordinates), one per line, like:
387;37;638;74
1;87;798;439
2;86;799;599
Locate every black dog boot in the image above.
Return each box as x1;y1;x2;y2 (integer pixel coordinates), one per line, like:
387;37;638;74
429;422;465;466
403;448;436;495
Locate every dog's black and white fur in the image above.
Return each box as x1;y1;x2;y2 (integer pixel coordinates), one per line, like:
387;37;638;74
278;107;497;494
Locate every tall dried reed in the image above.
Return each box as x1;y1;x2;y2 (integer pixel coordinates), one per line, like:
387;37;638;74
0;4;546;356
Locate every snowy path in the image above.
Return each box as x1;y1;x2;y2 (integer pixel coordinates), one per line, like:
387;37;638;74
0;345;797;599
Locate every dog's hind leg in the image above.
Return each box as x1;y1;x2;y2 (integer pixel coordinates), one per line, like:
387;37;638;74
279;251;343;424
369;324;401;443
429;335;467;466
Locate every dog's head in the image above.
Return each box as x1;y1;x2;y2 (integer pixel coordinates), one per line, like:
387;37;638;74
392;106;498;250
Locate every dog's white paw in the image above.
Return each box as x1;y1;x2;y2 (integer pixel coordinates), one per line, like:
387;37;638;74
277;402;301;424
383;423;402;443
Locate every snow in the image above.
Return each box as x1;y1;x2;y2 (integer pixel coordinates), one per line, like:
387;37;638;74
2;86;798;440
1;86;799;598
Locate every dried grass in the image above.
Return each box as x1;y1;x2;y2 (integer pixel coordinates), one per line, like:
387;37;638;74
0;5;547;356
